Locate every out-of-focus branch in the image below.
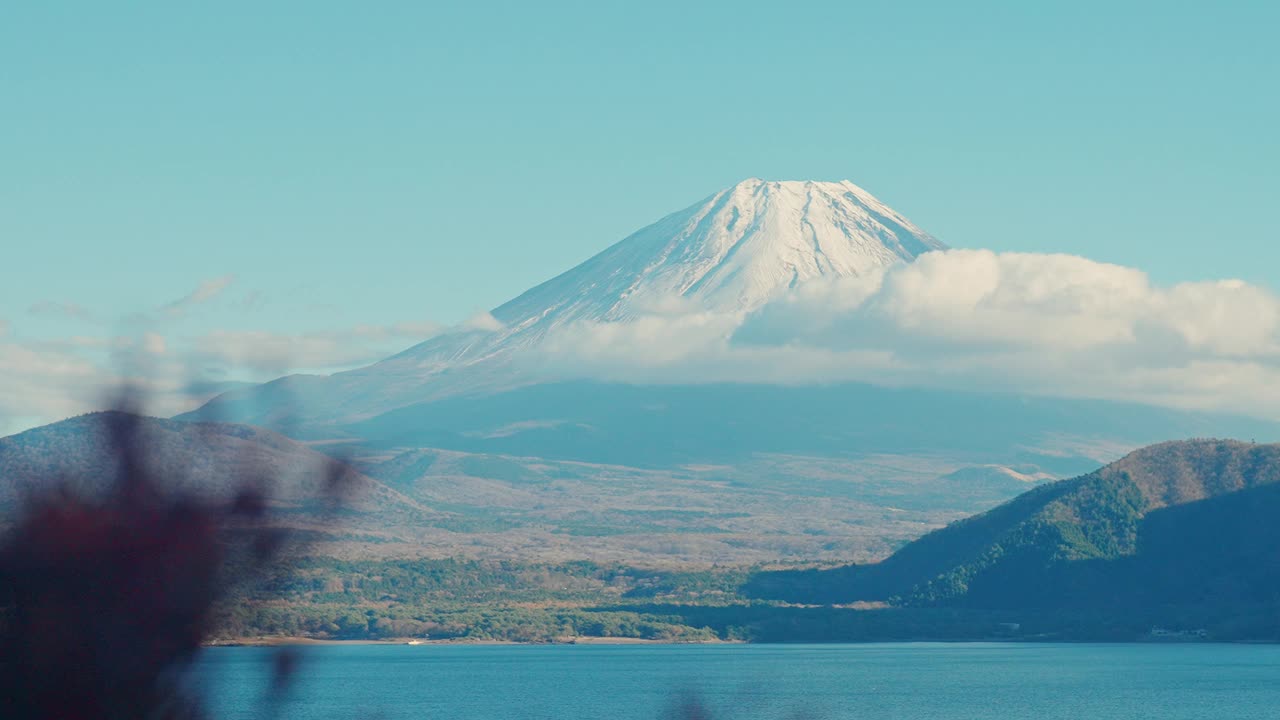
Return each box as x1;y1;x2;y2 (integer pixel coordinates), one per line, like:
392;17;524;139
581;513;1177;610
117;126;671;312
0;390;351;719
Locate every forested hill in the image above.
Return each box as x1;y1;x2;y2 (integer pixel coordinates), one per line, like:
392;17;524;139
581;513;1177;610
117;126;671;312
744;439;1280;608
0;411;427;517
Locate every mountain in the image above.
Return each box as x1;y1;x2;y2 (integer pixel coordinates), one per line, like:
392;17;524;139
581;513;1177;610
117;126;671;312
185;179;945;430
479;177;943;326
180;177;1280;470
744;439;1280;609
0;412;430;521
164;178;1280;568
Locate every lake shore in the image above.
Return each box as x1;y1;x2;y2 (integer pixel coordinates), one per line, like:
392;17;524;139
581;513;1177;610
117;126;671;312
207;636;741;647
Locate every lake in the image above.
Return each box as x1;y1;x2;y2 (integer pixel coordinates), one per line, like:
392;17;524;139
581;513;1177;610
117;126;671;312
200;643;1280;719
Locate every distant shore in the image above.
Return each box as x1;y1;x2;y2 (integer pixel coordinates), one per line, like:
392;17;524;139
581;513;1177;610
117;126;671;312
205;635;1267;648
207;636;740;647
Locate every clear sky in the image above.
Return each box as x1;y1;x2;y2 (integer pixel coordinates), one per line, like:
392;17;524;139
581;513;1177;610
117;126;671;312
1;1;1278;429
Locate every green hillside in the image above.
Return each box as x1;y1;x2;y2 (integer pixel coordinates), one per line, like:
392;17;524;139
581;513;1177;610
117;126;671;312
745;439;1280;609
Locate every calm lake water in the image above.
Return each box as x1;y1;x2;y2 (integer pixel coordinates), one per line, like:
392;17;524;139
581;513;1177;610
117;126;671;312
200;643;1280;720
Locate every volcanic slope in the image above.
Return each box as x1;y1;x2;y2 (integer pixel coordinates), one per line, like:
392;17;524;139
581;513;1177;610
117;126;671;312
186;179;945;430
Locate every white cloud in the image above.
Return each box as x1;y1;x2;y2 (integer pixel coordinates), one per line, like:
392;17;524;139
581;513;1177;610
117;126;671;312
0;342;106;425
0;319;444;435
463;311;505;332
528;249;1280;420
162;274;236;317
28;301;94;322
8;249;1280;434
189;330;384;375
184;321;444;376
141;332;167;355
738;250;1280;362
0;338;197;436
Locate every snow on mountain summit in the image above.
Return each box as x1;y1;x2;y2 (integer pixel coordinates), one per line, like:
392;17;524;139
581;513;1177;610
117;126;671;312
190;179;946;424
492;178;945;330
369;178;945;378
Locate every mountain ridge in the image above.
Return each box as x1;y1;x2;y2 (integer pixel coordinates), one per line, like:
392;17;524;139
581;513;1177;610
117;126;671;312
744;438;1280;607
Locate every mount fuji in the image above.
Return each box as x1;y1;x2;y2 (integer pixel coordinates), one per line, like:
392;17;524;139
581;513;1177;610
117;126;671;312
483;177;943;328
184;178;1276;477
0;176;1244;565
189;179;945;428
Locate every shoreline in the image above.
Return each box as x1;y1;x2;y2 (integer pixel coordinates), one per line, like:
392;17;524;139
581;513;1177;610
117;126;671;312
207;636;741;647
205;636;1274;648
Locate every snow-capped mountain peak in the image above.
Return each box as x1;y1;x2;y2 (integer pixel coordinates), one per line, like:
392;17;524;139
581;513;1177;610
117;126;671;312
190;178;945;422
486;178;944;337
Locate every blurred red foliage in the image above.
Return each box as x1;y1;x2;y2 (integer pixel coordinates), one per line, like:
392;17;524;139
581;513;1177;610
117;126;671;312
0;403;343;719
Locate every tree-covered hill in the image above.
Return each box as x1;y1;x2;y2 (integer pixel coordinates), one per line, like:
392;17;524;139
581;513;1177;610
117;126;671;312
744;439;1280;610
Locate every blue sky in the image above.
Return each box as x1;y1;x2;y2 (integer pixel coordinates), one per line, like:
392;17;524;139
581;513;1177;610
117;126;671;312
2;1;1278;430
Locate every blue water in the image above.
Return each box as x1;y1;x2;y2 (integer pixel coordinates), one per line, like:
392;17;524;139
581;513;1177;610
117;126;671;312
200;643;1280;719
